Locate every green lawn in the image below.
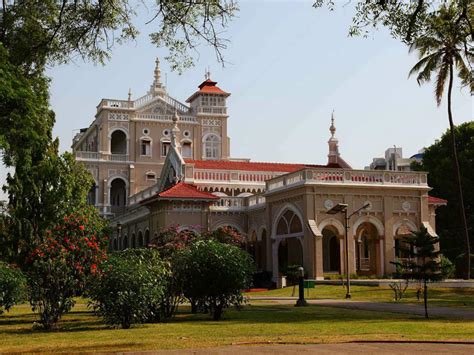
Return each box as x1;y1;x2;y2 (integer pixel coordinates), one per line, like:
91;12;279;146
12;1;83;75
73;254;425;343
1;299;473;353
247;285;474;309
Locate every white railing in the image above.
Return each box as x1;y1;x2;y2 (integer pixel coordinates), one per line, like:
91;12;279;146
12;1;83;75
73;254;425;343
135;113;197;123
128;184;160;206
98;99;133;109
108;154;128;162
133;93;154;108
75;151;99;160
212;197;245;210
193;169;280;184
266;168;428;192
74;152;129;162
248;195;266;207
163;94;189;113
196;106;227;115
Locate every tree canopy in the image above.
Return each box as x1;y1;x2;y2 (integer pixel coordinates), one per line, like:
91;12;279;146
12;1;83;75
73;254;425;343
412;121;474;267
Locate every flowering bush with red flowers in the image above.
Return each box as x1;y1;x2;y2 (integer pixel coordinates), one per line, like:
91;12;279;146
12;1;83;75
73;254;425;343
149;225;200;259
27;206;108;329
203;226;245;247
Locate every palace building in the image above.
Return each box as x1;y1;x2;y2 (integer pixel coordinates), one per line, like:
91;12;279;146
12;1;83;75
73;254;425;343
72;58;446;285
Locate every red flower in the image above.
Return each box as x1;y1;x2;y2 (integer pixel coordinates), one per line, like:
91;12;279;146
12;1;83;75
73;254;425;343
79;225;85;231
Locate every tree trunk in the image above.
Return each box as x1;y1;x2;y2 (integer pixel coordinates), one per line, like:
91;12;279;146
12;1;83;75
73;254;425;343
423;279;428;319
447;63;471;280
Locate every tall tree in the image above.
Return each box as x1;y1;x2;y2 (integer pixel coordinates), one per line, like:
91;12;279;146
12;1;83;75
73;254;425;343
412;122;474;275
408;4;473;279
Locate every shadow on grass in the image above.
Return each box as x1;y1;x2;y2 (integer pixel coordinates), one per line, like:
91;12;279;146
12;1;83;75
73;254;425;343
2;303;468;336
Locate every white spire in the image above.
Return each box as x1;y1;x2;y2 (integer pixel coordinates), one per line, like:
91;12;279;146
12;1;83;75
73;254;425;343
149;57;166;96
328;110;340;165
171;109;181;149
330;110;336;139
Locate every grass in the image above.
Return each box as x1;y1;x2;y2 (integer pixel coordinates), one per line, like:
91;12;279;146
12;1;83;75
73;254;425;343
0;298;473;353
247;285;474;309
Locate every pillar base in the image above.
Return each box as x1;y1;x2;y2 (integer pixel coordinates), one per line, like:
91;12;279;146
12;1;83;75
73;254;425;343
295;299;309;307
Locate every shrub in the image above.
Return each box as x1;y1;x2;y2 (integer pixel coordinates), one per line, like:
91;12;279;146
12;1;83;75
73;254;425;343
178;239;254;320
90;249;168;328
0;262;27;314
203;226;245;247
150;226;199;259
440;255;456;279
27;207;108;329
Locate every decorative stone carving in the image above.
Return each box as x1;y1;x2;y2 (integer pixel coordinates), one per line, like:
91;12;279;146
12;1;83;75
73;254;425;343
402;201;411;212
109;113;129;121
324;199;334;210
202;119;221;126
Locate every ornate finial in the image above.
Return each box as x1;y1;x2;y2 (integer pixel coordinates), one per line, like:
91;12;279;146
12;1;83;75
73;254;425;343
171;109;181;149
205;66;211;80
330;110;336;138
128;88;132;101
149;57;166;96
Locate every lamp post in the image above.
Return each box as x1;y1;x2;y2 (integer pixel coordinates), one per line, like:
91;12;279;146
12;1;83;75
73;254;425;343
327;202;370;299
295;266;308;307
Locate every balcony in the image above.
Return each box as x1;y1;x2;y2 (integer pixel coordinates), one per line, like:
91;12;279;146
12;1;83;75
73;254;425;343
266;168;428;192
192;169;280;185
196;106;227;115
74;151;129;162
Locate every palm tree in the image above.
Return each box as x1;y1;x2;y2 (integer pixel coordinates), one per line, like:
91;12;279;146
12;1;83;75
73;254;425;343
408;3;473;279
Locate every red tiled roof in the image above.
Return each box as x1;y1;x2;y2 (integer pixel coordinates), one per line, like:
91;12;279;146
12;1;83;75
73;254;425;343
428;195;447;205
158;182;219;200
184;159;332;172
140;182;219;205
186;79;230;102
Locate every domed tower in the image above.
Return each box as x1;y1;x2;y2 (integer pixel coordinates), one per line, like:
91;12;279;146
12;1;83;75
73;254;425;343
186;71;231;160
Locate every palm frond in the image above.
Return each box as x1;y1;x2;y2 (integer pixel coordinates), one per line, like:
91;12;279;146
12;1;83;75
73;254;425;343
414;54;442;86
454;52;474;94
408;52;441;79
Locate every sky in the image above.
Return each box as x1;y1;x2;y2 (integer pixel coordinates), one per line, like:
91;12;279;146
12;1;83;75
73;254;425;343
1;0;472;200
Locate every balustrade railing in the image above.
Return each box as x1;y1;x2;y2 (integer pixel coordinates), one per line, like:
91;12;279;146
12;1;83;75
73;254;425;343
135;113;197;123
74;151;129;162
98;99;133;109
266;168;428;191
128;184;160;206
212;197;245;209
196;106;227;115
193;169;279;184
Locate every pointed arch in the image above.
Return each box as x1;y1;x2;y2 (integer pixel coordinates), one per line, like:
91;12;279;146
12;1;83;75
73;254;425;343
318;218;345;237
352;215;384;238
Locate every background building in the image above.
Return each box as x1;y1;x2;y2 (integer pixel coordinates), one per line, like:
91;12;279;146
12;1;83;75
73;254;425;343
73;59;446;285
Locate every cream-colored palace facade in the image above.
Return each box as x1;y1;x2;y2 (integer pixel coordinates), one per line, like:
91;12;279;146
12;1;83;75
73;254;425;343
72;59;446;285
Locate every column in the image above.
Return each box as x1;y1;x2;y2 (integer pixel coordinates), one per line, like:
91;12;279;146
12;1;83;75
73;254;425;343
314;235;324;280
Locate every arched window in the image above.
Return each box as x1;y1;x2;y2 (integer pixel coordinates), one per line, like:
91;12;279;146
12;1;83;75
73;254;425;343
110;178;127;213
110;130;127;154
276;210;303;236
144;230;150;247
123;235;129;249
204;134;220;159
138;231;143;248
131;233;136;248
